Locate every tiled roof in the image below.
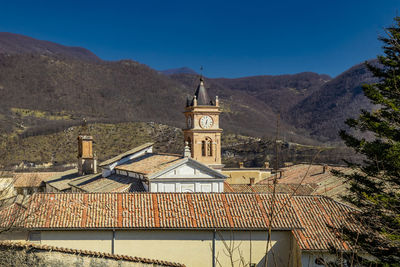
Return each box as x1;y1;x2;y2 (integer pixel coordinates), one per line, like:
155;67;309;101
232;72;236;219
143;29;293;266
291;196;358;251
13;172;66;188
259;164;351;201
225;183;315;195
0;241;185;267
44;169;82;191
0;192;358;251
115;153;183;176
99;142;154;167
68;173;103;188
6;193;301;230
70;174;145;192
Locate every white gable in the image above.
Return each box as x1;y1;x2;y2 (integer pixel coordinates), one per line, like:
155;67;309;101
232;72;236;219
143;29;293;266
152;159;225;180
149;158;226;193
158;163;215;179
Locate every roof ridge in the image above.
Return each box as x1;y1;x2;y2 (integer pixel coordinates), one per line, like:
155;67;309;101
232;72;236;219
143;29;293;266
0;241;185;266
152;152;183;157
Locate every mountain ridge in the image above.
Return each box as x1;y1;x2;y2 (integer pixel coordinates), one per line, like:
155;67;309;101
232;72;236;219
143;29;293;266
0;32;101;62
0;32;376;146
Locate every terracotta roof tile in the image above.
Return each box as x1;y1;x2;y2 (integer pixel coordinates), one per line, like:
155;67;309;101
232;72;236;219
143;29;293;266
258;164;352;201
0;241;185;266
0;192;359;251
225;183;315;195
291;195;356;251
115;153;182;175
13;172;66;188
71;174;145;193
99;142;154;167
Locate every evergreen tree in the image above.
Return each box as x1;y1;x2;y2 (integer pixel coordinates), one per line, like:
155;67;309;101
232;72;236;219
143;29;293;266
336;17;400;266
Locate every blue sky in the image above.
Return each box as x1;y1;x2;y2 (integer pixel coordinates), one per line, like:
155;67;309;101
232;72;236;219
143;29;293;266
0;0;398;78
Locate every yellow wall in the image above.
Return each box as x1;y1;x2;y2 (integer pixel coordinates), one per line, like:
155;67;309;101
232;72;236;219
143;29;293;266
13;230;296;267
4;229;298;267
41;231;112;253
222;169;272;184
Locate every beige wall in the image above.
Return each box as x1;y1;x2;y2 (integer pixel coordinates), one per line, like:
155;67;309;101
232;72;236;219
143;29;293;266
0;178;15;199
222;169;272;184
4;229;299;267
41;231;113;253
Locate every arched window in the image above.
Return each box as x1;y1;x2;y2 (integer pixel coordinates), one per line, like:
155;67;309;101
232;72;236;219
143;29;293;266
202;140;206;156
202;137;213;157
206;137;213;156
186;137;192;151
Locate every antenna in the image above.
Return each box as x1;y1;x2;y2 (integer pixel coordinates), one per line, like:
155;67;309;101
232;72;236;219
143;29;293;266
274;113;280;184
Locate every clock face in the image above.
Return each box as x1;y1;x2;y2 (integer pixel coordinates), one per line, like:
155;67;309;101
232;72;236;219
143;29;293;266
200;115;213;129
187;116;192;128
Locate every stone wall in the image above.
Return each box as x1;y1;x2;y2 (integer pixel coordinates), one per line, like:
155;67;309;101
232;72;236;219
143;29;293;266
0;241;184;267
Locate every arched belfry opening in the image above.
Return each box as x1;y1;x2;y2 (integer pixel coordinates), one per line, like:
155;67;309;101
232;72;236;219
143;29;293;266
201;137;212;157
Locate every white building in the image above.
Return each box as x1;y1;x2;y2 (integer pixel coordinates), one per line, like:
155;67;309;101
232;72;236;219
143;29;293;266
99;143;227;193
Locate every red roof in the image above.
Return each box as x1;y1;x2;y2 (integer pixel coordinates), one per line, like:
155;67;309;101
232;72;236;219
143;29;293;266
0;192;358;251
259;164;352;201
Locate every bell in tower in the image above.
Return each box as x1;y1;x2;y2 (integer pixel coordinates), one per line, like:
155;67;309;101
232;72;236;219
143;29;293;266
183;77;224;170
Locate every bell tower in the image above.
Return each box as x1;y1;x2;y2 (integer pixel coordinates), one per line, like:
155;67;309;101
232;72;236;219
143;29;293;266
183;77;223;170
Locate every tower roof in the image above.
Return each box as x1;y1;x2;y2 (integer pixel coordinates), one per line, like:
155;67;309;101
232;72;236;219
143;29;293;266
190;77;214;106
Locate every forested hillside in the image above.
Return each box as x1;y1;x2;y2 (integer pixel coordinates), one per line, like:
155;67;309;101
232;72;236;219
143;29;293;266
0;32;378;167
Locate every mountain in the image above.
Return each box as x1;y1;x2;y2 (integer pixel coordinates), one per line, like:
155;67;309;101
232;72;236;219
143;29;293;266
0;33;377;148
212;72;332;114
0;32;100;62
288;61;377;140
0;52;313;143
160;67;198;75
0;54;187;134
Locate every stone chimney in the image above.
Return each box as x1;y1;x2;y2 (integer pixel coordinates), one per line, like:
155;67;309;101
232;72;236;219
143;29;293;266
184;142;191;158
264;161;270;168
323;164;327;174
215;96;219;107
77;134;97;175
239;162;244;168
